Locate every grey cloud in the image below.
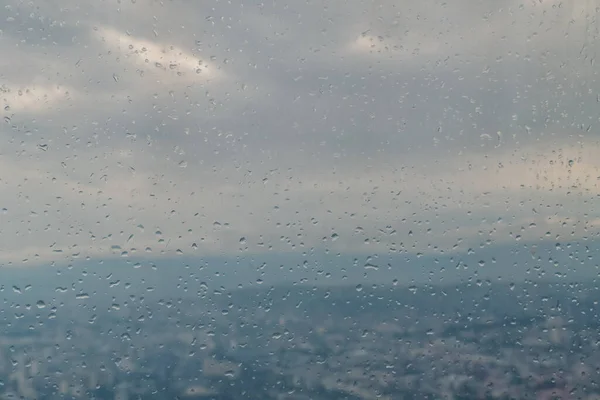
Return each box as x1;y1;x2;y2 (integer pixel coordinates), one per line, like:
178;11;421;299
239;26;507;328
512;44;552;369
0;0;598;279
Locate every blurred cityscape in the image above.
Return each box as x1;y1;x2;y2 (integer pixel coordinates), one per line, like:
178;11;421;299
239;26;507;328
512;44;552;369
0;280;599;399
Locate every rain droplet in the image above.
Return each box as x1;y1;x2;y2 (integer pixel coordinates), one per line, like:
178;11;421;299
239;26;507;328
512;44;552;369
224;370;235;378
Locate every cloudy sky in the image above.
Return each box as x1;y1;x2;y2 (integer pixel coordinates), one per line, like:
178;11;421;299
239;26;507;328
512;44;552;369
0;0;599;279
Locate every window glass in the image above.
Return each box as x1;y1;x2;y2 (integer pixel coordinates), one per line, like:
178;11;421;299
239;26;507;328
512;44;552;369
0;0;595;399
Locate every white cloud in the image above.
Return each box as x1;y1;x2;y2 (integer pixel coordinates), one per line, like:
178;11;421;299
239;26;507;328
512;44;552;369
0;84;78;114
94;26;224;83
347;33;396;55
342;0;593;67
345;31;442;60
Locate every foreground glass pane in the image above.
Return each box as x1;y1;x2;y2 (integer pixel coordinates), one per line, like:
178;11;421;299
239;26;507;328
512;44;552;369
0;0;596;398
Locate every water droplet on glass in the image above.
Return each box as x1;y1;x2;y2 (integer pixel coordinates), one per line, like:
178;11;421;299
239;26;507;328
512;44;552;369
224;370;235;378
